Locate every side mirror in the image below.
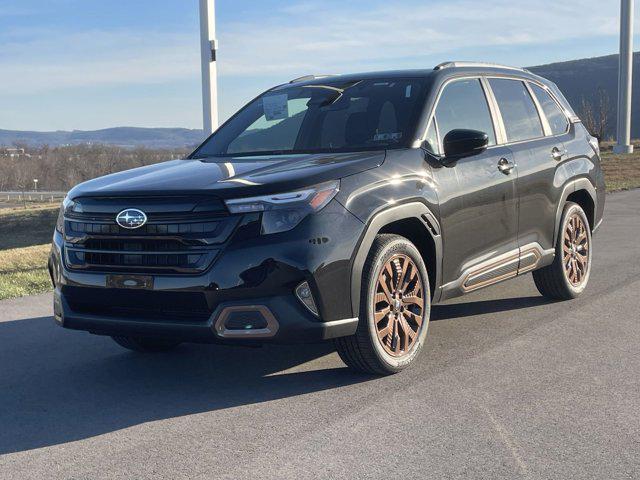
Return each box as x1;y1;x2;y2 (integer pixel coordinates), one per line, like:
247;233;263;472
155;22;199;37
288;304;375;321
442;129;489;163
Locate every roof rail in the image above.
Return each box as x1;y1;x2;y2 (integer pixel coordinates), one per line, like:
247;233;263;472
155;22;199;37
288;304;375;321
434;62;529;73
288;74;337;84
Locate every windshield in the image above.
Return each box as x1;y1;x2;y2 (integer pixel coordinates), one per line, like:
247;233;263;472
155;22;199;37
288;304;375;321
191;77;429;158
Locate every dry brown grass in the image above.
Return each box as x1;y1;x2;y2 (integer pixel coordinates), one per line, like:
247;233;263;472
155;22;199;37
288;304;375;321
0;204;59;250
0;206;57;300
0;244;51;300
0;203;61;215
600;144;640;192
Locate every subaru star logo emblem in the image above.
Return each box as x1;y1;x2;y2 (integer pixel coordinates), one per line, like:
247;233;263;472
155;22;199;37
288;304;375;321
116;209;148;229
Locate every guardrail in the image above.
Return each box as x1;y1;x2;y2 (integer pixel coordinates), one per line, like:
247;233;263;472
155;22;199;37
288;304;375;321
1;191;67;203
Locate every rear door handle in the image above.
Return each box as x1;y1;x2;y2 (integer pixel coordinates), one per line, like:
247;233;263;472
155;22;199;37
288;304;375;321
497;157;515;175
552;147;567;161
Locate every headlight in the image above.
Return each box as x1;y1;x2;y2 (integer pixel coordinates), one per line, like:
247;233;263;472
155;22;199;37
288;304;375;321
55;197;81;234
225;180;340;234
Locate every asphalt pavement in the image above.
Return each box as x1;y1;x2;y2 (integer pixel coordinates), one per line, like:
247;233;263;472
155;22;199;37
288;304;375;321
0;189;638;479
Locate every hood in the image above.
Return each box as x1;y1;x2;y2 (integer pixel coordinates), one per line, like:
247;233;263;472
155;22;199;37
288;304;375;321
68;151;385;200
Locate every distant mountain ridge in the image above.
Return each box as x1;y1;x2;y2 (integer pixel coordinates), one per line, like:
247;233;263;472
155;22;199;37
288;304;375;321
528;51;640;139
1;51;638;148
0;127;205;149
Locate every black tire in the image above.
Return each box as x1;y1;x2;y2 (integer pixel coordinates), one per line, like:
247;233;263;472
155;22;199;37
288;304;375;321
533;202;593;300
334;234;431;375
111;336;181;353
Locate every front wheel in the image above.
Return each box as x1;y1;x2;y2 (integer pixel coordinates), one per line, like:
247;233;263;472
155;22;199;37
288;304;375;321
334;234;431;375
111;336;181;353
533;202;593;300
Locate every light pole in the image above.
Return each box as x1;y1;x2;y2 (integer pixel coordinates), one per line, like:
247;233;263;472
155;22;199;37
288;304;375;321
199;0;219;137
614;0;635;154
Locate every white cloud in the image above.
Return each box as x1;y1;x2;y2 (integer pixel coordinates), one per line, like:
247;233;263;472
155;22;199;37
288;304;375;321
0;0;633;96
217;0;628;78
0;0;637;129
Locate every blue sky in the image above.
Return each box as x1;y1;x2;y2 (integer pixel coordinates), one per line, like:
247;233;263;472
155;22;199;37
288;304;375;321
1;0;638;131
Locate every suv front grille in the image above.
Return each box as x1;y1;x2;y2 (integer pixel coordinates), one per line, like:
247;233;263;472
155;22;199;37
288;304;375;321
68;220;222;236
63;198;239;275
66;249;212;273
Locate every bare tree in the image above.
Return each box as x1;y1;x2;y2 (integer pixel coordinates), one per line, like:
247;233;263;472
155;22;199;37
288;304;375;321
0;159;12;191
0;144;191;191
580;88;611;141
596;87;611;141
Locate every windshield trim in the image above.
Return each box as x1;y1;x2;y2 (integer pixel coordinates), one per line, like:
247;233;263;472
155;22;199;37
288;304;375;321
191;144;407;160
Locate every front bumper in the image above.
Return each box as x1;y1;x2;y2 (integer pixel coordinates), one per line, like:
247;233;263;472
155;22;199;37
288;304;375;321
48;200;364;344
51;288;358;344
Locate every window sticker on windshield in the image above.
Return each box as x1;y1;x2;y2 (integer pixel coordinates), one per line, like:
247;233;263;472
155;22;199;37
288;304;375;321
405;85;412;98
263;94;289;121
373;132;403;141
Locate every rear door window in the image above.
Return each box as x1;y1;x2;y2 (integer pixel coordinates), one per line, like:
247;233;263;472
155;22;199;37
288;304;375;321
529;83;569;136
435;79;496;146
489;78;544;142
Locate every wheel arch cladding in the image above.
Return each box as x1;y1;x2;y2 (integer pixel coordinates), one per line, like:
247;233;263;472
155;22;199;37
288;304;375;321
566;189;595;230
554;178;597;244
350;202;443;316
379;218;437;297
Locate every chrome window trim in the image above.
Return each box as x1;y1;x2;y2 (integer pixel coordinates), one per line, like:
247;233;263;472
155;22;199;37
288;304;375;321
422;116;442;155
431;117;442;155
524;81;553;136
433;117;442;155
480;76;508;145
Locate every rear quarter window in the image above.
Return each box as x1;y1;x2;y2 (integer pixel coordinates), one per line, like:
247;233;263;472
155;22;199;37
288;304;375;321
530;83;569;136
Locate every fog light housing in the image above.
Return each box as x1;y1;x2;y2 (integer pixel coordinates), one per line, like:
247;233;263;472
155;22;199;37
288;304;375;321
295;281;319;317
214;305;278;338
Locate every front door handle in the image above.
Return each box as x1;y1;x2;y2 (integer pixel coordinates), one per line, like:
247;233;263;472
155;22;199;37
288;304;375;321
497;157;515;175
552;147;567;161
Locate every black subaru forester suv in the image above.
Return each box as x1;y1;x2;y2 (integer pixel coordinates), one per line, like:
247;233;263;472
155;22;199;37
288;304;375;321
50;62;605;375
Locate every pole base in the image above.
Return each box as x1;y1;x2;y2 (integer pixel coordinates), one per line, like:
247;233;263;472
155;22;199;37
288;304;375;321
613;145;634;154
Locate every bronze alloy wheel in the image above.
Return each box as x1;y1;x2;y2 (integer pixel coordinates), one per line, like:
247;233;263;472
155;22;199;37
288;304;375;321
373;254;425;357
563;212;590;286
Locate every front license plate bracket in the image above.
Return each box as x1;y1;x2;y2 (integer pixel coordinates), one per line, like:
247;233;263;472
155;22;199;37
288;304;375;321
106;274;154;290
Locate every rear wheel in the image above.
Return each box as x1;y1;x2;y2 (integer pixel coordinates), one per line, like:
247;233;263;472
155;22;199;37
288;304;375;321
335;234;431;375
111;336;181;353
533;202;592;300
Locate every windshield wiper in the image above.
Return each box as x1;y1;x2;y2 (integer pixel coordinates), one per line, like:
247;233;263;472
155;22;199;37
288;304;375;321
303;81;362;107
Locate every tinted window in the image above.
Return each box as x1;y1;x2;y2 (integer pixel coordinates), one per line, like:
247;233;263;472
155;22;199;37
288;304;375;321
489;78;543;142
530;83;569;136
435;79;496;145
226;97;307;153
192;78;429;158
